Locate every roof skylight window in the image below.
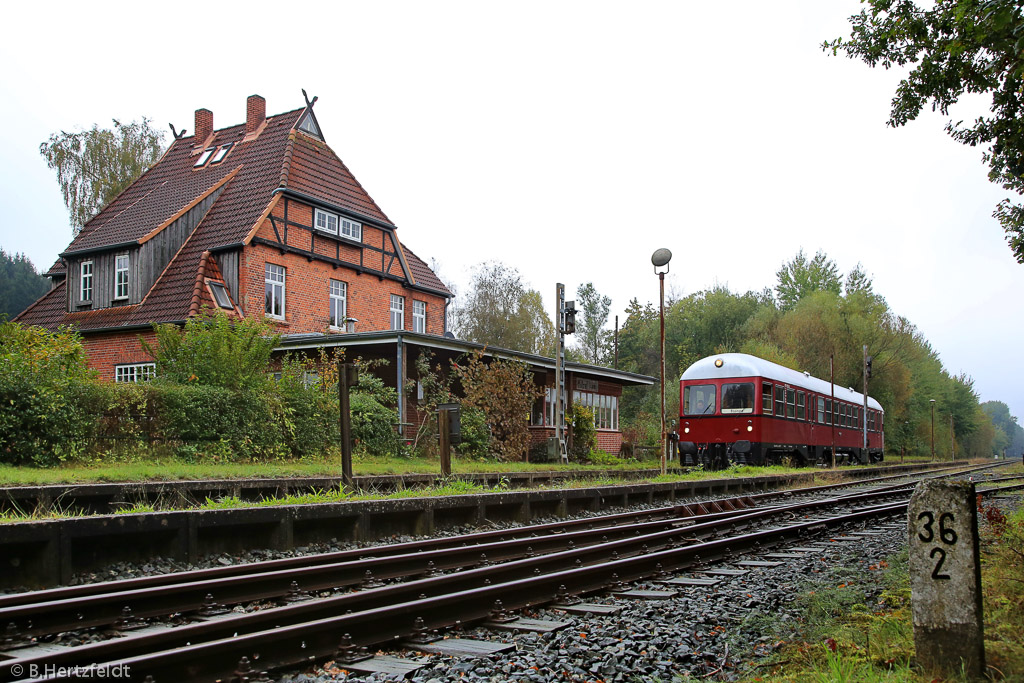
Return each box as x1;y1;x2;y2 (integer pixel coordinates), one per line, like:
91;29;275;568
210;143;233;164
194;148;215;167
208;281;233;310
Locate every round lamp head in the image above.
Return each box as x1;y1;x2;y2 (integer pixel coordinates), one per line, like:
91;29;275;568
651;248;672;268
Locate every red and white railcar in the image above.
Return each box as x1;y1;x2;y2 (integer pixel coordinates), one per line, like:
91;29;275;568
677;353;884;468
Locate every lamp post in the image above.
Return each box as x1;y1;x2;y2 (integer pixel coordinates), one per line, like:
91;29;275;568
930;399;936;461
652;248;672;476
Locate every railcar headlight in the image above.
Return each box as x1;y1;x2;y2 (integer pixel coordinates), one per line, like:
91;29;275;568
684;427;690;434
747;420;753;432
714;358;724;368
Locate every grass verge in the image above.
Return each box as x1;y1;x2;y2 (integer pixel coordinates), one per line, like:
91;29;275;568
739;476;1024;682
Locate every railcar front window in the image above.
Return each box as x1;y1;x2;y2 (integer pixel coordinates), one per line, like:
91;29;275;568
721;383;754;413
684;385;716;415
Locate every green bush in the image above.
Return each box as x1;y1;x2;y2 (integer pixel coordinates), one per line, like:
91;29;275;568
0;322;94;465
455;405;490;459
350;392;400;456
586;449;625;466
569;404;597;460
147;383;287;461
275;355;340;459
145;309;278;391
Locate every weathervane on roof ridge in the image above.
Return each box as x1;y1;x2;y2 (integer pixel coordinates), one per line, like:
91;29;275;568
168;123;187;140
301;89;318;109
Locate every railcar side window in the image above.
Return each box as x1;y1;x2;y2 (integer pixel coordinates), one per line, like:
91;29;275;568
840;404;847;427
797;391;806;420
762;383;773;414
853;406;859;428
825;399;832;425
817;397;825;423
774;385;785;416
786;389;796;418
834;402;840;426
684;385;716;415
721;383;754;413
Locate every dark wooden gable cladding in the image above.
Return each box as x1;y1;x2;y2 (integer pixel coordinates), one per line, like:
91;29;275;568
63;185;227;313
253;195;411;284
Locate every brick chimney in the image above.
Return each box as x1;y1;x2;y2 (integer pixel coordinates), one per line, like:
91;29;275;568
195;108;213;144
246;95;266;136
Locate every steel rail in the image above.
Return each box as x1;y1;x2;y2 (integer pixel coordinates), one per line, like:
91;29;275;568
1;476;932;640
0;486;922;682
0;466;993;643
0;462;984;614
6;498;914;683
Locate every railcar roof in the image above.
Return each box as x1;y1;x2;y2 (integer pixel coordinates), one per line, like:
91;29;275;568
680;353;883;412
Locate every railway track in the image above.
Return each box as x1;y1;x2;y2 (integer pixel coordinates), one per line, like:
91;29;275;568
0;463;1013;682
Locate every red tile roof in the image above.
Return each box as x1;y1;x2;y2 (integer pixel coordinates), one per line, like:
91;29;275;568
284;133;393;224
18;99;451;332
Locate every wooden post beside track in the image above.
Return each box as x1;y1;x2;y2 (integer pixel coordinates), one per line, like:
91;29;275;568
439;406;452;479
339;362;357;490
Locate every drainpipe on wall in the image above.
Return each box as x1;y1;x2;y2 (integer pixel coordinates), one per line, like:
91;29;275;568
396;334;405;438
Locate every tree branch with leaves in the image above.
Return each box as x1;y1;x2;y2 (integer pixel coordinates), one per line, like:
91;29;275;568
40;118;165;233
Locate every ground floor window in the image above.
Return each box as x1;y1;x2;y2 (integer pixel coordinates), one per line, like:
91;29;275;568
115;363;155;383
531;387;557;426
573;391;618;430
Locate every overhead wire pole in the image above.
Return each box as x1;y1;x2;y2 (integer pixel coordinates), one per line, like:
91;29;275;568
863;345;869;462
830;353;836;469
950;414;956;461
930;399;936;461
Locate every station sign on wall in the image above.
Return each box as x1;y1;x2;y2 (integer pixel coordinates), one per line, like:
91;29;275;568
575;378;600;393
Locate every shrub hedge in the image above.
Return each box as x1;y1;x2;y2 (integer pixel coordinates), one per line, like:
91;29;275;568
0;319;401;466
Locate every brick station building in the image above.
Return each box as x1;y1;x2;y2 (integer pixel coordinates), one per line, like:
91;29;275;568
17;94;652;454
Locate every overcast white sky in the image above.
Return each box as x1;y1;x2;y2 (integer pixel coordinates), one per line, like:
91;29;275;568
1;1;1020;426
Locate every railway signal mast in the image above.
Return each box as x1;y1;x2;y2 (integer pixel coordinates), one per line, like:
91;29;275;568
554;284;576;464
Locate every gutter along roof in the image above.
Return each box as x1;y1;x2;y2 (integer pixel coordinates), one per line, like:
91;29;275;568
276;330;656;386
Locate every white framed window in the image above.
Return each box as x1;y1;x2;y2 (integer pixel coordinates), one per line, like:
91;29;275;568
114;254;130;300
315;208;338;235
412;300;426;333
390;294;405;330
329;279;347;329
339;216;361;241
313;209;362;242
265;263;285;319
194;148;215;167
115;363;155;383
80;261;93;301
